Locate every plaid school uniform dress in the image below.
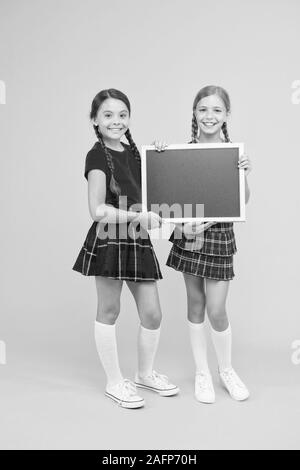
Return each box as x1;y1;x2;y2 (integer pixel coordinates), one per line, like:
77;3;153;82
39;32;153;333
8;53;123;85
72;142;162;282
166;223;237;281
72;220;162;281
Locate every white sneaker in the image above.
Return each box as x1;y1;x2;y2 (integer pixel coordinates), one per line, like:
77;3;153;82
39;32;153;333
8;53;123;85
105;379;145;409
219;368;250;401
135;370;179;396
195;371;216;404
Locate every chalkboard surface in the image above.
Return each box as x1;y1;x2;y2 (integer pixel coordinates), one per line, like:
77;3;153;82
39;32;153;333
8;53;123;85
141;144;245;222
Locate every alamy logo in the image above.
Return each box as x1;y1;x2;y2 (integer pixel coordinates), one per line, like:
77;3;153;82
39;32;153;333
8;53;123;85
0;80;6;104
0;340;6;365
291;80;300;104
96;196;205;241
291;340;300;365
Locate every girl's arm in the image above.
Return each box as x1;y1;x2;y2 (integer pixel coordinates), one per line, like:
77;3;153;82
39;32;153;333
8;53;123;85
88;170;138;223
238;154;252;205
245;176;250;204
152;140;168;152
88;169;160;227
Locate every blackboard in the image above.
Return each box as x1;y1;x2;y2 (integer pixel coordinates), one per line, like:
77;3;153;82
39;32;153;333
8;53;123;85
141;143;245;222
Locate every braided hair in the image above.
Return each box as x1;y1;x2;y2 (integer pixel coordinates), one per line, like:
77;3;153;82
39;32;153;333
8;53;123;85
90;88;141;197
221;121;231;143
93;124;121;196
125;129;141;167
191;114;198;143
191;85;231;143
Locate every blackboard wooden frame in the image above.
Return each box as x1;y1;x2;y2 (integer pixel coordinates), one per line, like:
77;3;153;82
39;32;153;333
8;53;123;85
141;143;246;223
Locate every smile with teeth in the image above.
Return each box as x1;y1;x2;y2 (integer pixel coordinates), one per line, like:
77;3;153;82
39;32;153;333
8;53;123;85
202;122;217;127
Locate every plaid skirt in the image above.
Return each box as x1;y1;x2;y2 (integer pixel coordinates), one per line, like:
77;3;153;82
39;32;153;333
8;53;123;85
72;221;162;281
166;244;234;281
169;223;237;256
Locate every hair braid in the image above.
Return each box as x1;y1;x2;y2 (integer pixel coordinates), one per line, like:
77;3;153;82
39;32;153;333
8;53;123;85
125;129;141;167
222;122;231;143
191;114;198;143
93;125;121;196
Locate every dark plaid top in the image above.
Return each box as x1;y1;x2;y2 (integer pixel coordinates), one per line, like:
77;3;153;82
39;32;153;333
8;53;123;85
169;223;237;256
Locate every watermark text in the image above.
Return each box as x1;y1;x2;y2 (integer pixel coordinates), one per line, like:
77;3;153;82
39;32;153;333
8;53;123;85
291;339;300;365
0;340;6;365
95;196;206;241
291;80;300;104
0;80;6;104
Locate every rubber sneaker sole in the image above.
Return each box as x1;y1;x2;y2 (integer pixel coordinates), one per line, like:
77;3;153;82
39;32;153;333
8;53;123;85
134;382;180;397
105;391;145;409
195;394;216;404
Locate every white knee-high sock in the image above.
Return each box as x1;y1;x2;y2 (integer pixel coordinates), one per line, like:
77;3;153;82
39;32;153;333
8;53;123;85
137;325;161;377
94;321;123;387
188;320;210;374
210;324;232;372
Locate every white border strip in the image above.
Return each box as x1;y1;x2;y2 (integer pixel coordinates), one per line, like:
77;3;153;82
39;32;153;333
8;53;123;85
0;340;6;365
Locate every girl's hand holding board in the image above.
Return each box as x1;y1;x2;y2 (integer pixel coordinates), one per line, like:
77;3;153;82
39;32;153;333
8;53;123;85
238;154;252;176
183;221;216;237
137;211;162;230
174;221;216;239
152;140;168;152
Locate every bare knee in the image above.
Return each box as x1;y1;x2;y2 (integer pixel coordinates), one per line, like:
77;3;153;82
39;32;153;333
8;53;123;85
96;301;121;325
183;275;206;323
140;307;162;330
187;297;206;323
207;306;228;331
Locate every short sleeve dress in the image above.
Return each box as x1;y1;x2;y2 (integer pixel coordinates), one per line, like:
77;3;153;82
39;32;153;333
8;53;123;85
72;142;162;281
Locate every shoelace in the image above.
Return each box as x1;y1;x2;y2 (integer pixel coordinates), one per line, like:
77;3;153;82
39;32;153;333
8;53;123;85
222;369;244;389
120;379;137;397
149;370;170;387
196;373;211;391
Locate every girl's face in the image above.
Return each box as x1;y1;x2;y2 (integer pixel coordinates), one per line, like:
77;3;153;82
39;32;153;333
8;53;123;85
94;98;130;141
194;94;228;138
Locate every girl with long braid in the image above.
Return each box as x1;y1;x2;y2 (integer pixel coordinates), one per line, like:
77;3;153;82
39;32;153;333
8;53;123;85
73;89;179;408
155;85;252;404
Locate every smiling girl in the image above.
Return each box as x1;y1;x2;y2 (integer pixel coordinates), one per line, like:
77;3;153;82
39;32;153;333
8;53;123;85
155;85;252;404
73;89;179;408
